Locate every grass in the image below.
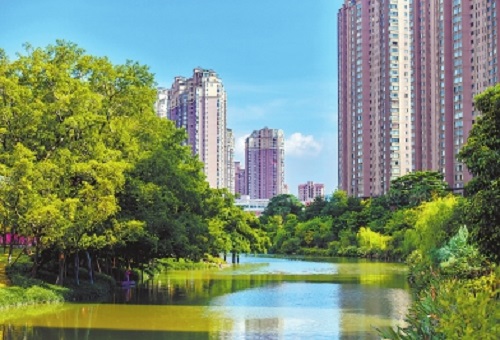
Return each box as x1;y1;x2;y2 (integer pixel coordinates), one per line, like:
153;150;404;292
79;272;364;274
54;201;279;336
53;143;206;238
0;252;11;288
0;250;116;311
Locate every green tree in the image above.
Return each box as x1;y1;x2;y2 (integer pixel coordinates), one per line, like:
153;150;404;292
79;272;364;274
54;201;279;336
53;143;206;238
458;84;500;261
413;195;460;265
303;196;328;220
260;194;304;222
388;171;449;209
0;41;207;284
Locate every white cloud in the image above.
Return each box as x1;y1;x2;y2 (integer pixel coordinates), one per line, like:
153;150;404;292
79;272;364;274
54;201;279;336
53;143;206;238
285;133;322;157
234;134;247;162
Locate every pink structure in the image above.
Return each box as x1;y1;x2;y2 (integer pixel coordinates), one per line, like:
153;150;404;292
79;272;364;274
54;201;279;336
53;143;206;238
338;0;500;196
338;0;412;197
234;161;247;196
298;181;325;203
245;128;285;199
160;68;233;190
412;0;500;189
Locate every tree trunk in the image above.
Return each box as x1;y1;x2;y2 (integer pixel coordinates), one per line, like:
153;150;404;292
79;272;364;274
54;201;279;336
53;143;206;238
231;251;236;264
57;251;65;286
74;252;80;285
96;257;102;273
7;231;14;264
85;251;93;284
2;225;6;253
10;245;27;266
31;244;40;277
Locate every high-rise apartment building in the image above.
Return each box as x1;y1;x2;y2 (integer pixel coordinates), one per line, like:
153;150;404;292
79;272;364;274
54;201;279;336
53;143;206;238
245;127;285;199
162;68;230;189
298;181;325;203
412;0;499;189
338;0;412;197
338;0;499;196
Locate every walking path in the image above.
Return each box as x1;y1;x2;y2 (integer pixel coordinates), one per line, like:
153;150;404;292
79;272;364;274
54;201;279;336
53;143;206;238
0;253;10;287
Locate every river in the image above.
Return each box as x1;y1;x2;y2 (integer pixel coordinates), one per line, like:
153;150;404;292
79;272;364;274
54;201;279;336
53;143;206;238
0;255;411;339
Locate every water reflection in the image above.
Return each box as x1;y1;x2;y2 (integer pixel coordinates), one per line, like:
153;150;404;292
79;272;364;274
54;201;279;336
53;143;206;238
1;256;410;339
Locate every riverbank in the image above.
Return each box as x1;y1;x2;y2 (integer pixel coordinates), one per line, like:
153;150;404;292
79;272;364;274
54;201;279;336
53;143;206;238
0;253;116;311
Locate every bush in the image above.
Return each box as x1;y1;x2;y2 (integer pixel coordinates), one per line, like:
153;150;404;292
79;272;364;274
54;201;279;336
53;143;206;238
24;286;62;304
435;273;499;339
379;271;499;339
1;253;116;309
437;226;486;278
157;258;215;270
381;226;499;339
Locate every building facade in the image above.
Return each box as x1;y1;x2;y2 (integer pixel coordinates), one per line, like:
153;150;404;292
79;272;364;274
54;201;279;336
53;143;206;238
226;128;235;194
234;161;247;197
161;68;230;189
338;0;412;197
338;0;500;196
155;87;169;119
412;0;499;189
234;196;269;216
298;181;325;203
245;127;285;199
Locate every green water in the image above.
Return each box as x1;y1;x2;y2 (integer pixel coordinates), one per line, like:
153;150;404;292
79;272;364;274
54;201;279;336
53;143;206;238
0;256;411;339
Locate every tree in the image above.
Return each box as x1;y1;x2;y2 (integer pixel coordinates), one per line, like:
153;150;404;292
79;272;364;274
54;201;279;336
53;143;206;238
413;195;460;265
260;194;304;222
388;171;449;209
458;84;500;261
0;41;214;284
303;196;327;220
203;190;270;261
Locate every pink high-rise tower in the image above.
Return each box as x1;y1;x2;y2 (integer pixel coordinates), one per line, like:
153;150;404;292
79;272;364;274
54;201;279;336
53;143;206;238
245;128;285;199
338;0;499;196
162;68;231;190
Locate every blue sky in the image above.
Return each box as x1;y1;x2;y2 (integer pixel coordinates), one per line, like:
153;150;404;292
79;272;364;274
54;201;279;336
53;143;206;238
1;0;341;196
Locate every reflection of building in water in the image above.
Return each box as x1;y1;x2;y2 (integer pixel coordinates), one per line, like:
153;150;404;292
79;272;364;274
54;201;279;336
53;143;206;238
245;318;283;338
386;288;412;327
338;283;411;337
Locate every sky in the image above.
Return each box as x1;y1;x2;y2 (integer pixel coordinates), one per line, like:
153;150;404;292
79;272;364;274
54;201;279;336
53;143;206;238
0;0;342;196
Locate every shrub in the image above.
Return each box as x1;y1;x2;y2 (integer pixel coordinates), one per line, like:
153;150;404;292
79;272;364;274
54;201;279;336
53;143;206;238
379;272;499;339
437;225;486;278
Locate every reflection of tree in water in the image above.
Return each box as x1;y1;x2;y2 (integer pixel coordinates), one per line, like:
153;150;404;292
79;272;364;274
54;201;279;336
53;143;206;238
117;270;280;306
1;305;96;340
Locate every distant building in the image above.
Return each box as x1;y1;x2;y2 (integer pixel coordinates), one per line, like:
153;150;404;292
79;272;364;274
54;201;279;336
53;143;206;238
234;161;247;197
155;87;169;119
234;195;269;216
226;129;235;194
298;181;325;203
158;67;231;190
245;127;285;199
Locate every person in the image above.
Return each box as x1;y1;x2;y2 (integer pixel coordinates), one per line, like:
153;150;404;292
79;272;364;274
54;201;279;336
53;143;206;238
125;269;131;282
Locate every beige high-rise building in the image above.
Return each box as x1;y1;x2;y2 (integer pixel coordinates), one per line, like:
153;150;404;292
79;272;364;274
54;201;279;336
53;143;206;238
161;68;230;189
